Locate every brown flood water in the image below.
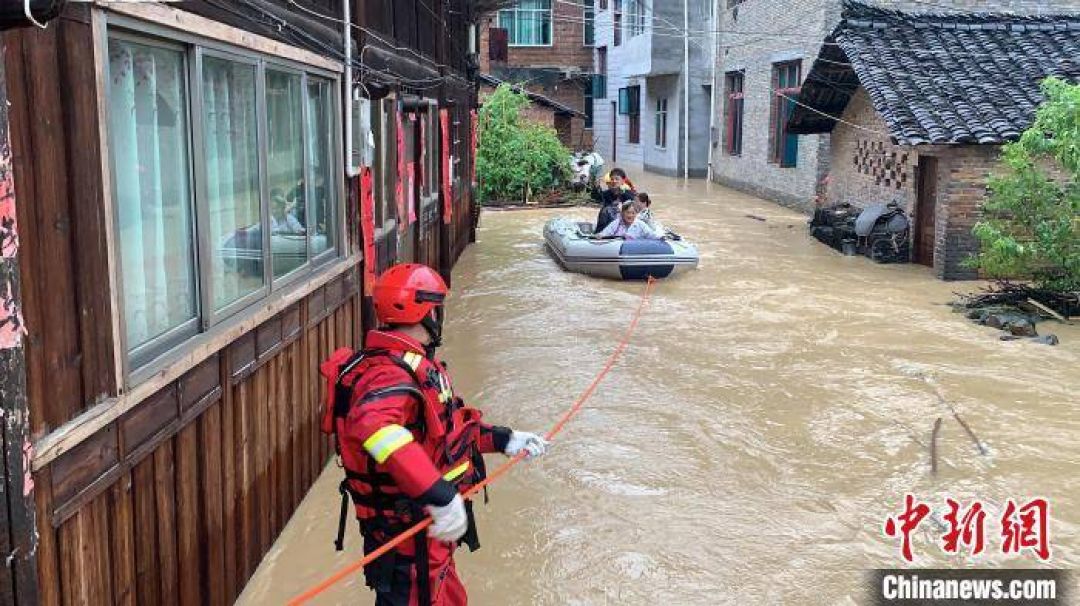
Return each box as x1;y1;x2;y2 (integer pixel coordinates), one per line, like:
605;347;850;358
239;175;1080;605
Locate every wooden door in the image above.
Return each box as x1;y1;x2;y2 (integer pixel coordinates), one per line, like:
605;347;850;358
915;156;938;267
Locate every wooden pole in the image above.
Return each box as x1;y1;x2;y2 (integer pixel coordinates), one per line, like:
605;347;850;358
0;45;40;606
930;417;942;475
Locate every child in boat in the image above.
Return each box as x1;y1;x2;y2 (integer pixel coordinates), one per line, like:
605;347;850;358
594;168;635;233
596;200;662;240
633;192;664;233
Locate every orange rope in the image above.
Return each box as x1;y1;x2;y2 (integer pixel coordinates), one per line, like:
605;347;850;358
288;277;657;605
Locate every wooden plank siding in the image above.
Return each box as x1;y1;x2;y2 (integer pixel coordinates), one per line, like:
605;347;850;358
30;288;359;604
1;0;480;603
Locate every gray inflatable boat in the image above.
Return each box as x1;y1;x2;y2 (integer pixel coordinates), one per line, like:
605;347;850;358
543;217;699;280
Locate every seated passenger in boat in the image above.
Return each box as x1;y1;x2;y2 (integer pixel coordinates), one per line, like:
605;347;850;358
633;192;664;233
596;201;662;240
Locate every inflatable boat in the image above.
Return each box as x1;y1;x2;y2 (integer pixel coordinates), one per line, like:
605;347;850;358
543;217;699;280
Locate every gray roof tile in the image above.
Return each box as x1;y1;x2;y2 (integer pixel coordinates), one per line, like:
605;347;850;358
789;1;1080;145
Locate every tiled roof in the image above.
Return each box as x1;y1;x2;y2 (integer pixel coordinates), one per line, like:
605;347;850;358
789;1;1080;145
478;73;586;118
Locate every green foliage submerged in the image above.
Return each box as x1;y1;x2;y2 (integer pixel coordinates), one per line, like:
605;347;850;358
971;77;1080;292
477;83;570;205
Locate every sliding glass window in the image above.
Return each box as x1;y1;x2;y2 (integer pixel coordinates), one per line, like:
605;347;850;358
266;69;307;279
107;37;199;367
105;26;342;377
200;55;265;310
305;77;335;258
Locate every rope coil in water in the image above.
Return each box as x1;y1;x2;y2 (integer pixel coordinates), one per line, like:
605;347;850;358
288;277;658;605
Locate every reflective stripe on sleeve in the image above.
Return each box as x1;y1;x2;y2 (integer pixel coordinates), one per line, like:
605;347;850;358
443;461;470;482
363;424;414;464
403;352;423;371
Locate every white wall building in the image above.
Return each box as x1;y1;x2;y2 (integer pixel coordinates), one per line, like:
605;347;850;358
591;0;716;178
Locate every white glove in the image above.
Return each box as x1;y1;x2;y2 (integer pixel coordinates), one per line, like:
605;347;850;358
426;494;468;543
504;431;549;461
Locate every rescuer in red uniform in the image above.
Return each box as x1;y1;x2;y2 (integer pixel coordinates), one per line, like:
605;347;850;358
320;263;548;606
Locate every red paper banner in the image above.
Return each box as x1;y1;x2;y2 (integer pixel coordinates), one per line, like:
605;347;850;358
407;162;417;224
395;108;406;232
419;116;426;194
440;109;452;225
470;109;478;185
359;167;377;295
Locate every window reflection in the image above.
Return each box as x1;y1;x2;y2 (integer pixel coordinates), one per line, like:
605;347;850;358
203;56;264;309
266;69;308;279
306;78;335;256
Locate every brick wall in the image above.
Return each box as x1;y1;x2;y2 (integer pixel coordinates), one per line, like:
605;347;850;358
711;0;1080;211
936;146;1001;280
828;88;1005;280
479;4;593;149
711;0;832;210
827;89;917;212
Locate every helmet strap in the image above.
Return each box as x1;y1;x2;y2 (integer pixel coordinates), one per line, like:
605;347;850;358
420;308;443;356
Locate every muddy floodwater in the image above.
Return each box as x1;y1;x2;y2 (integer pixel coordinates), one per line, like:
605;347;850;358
239;175;1080;605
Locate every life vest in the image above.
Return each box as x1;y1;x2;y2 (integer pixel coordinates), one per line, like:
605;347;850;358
319;345;489;551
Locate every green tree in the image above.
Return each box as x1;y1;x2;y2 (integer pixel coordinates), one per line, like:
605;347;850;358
971;77;1080;292
477;83;570;204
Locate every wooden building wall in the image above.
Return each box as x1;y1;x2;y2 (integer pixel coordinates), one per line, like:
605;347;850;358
0;1;481;604
34;282;356;605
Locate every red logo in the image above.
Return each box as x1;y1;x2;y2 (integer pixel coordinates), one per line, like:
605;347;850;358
885;495;1051;563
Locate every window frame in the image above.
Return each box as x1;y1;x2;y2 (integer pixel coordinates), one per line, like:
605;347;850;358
770;60;802;168
724;70;745;156
625;0;645;38
103;15;346;385
584;0;595;46
654;97;668;149
614;0;623;46
104;30;202;371
193;45;272;327
498;1;553;48
626;85;641;145
595;47;608;99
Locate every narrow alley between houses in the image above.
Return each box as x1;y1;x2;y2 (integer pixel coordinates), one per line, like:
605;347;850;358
241;175;1080;605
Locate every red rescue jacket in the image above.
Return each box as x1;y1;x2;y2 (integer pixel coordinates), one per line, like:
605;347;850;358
320;330;510;552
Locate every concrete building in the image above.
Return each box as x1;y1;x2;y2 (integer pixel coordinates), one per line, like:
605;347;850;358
591;0;716;178
479;0;595;148
711;0;1080;211
790;2;1079;279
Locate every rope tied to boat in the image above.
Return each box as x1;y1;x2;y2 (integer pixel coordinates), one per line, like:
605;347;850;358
287;277;659;605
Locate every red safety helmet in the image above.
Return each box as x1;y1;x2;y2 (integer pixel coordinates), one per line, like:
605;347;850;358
372;263;448;327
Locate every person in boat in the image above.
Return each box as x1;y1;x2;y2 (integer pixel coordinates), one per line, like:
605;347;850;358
633;192;664;233
319;264;548;606
270;188;305;235
596;200;662;240
594;168;635;233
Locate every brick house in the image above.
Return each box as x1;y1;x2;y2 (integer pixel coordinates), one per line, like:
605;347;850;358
479;73;586;143
711;0;1080;211
479;0;595;148
789;2;1080;279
